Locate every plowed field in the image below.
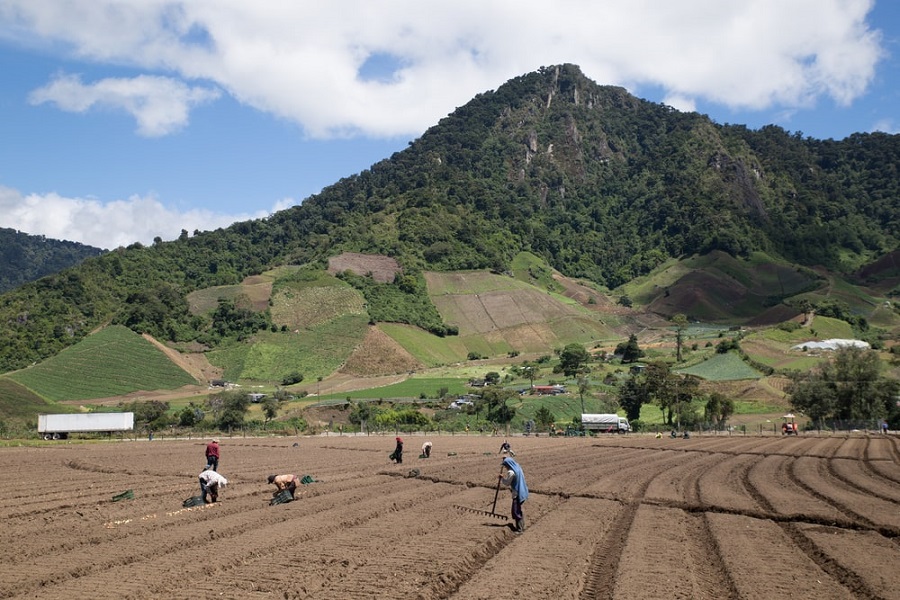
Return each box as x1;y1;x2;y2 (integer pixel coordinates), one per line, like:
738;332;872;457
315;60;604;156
2;434;899;599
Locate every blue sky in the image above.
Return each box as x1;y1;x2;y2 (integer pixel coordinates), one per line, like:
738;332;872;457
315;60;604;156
0;1;898;250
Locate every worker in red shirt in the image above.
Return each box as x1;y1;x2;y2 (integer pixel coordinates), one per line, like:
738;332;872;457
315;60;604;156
205;438;220;471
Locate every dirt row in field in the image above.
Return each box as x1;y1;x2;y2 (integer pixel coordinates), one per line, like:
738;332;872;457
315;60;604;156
0;434;898;599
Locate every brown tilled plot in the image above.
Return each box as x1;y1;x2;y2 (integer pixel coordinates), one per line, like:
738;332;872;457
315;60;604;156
1;434;899;599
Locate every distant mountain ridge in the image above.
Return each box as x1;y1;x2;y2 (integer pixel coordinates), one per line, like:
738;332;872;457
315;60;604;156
0;64;898;373
0;228;105;294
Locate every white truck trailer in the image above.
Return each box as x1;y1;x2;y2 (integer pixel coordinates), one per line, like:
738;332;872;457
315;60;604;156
581;413;630;434
37;412;135;440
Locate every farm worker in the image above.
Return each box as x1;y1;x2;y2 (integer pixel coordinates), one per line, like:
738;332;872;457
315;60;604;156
205;438;220;471
499;457;529;533
268;474;300;499
499;440;515;456
422;441;432;458
390;437;404;463
199;467;227;503
883;421;889;434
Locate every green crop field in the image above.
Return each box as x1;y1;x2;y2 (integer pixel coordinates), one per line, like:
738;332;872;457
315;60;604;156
7;326;197;401
209;314;370;383
755;316;854;345
187;284;247;315
425;270;532;296
270;273;367;330
380;323;468;366
316;377;470;402
675;352;762;381
0;378;71;421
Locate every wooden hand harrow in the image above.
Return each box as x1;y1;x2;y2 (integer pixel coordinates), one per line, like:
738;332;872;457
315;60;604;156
454;465;508;520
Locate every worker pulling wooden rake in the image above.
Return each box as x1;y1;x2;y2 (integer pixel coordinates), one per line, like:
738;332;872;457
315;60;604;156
454;465;508;520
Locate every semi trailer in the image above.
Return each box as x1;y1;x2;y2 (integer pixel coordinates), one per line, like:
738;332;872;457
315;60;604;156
37;412;135;440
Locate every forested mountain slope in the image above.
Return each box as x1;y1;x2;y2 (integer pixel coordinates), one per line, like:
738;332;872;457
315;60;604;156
0;228;105;294
1;64;898;373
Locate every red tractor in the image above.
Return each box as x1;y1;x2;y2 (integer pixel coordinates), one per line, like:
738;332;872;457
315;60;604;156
781;414;799;435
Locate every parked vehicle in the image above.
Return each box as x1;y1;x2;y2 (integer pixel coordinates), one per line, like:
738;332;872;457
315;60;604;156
531;385;567;395
782;413;799;435
37;412;135;440
581;413;630;433
448;399;474;410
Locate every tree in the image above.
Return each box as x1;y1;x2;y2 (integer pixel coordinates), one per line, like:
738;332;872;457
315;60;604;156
484;371;501;385
350;401;374;433
672;314;688;363
215;390;251;431
643;363;699;426
789;346;898;426
178;403;204;427
558;343;591;377
616;334;645;363
285;416;307;435
704;392;734;429
205;394;224;423
281;371;304;386
577;375;591;415
618;376;649;422
515;362;541;388
261;396;280;429
478;386;518;424
644;362;676;424
121;400;170;431
535;406;556;432
671;375;701;428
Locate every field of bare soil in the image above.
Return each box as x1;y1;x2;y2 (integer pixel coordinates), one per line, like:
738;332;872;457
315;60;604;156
1;434;898;599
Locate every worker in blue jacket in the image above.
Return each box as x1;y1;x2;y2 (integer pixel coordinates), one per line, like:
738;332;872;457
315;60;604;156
499;457;529;533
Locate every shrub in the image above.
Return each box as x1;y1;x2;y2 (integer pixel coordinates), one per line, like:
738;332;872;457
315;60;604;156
777;321;801;332
281;371;304;386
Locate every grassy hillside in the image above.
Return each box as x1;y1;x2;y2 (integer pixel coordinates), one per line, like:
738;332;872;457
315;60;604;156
621;251;822;323
208;314;370;382
7;325;197;401
0;378;71;421
739;316;854;372
379;323;469;367
315;377;470;402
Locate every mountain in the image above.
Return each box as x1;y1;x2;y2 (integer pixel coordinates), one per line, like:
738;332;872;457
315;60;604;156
0;228;105;294
0;64;898;374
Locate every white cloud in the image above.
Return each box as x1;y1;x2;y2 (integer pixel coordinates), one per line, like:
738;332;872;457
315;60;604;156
662;94;696;113
871;118;898;134
28;73;220;136
1;0;885;139
0;185;284;249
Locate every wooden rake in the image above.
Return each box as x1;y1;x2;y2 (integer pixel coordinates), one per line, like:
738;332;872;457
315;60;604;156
454;465;509;520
